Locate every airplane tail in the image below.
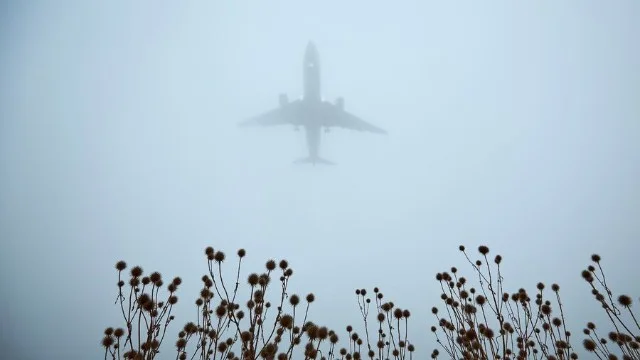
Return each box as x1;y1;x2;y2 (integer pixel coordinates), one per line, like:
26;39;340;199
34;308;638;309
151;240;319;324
294;157;334;165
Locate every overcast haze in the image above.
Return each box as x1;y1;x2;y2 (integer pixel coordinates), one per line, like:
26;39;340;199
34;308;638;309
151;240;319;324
1;1;639;359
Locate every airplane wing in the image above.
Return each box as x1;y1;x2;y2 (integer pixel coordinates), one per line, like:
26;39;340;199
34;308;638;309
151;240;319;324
320;102;387;134
239;100;303;127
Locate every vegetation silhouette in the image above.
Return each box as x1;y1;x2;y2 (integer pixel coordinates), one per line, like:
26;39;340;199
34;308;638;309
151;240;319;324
102;247;414;360
430;246;639;359
102;246;638;359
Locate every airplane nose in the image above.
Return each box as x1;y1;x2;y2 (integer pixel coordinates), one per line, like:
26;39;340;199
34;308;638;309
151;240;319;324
305;41;318;60
306;41;316;50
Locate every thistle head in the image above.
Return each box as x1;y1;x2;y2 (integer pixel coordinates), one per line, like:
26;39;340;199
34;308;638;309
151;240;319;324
115;261;127;271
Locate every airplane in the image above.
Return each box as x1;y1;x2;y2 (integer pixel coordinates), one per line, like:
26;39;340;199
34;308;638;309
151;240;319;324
239;41;387;165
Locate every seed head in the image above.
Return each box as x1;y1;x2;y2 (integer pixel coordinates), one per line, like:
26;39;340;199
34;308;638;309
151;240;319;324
237;248;246;257
149;271;161;284
591;254;601;262
115;261;127;271
307;325;319;340
283;268;293;277
483;328;494;339
583;339;597;351
551;284;560;292
248;273;259;286
266;260;276;271
393;308;403;319
130;266;143;278
241;331;252;342
280;314;293;329
214;251;225;262
318;326;329;340
618;295;632;307
102;335;115;348
258;273;270;286
306;293;315;303
138;293;151;306
254;290;264;302
478;246;489;255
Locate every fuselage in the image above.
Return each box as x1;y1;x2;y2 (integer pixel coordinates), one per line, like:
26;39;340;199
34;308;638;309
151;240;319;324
303;42;321;102
302;42;322;160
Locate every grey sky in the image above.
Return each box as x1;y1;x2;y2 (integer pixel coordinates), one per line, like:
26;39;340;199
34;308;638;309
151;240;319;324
1;1;639;358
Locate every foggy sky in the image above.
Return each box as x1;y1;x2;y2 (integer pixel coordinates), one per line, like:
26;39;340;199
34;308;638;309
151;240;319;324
1;1;639;358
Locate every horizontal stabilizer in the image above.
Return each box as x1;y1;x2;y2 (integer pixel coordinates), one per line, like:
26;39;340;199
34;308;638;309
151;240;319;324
294;157;334;165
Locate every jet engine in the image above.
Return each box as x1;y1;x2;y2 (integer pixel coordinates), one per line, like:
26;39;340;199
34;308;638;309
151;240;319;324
279;93;288;107
335;97;344;110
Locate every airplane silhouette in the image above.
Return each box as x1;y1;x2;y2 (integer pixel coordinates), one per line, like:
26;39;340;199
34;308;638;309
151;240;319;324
240;41;387;165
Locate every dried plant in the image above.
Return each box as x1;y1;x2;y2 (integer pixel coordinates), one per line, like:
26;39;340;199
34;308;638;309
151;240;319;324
345;287;416;360
101;260;182;359
101;248;413;360
580;254;640;359
102;245;637;360
430;245;577;360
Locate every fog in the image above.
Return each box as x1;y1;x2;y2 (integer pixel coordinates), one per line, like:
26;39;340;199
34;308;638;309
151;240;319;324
1;1;639;358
